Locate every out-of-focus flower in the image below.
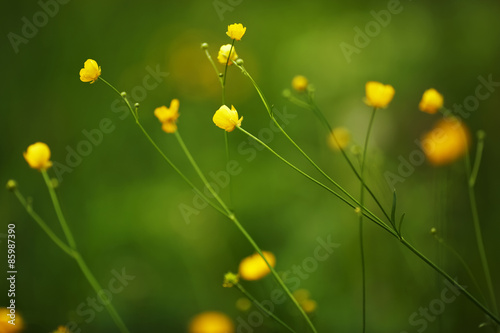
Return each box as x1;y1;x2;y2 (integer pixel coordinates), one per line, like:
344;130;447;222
226;23;246;41
222;272;239;288
213;105;243;132
238;251;275;281
79;59;101;83
422;117;470;166
217;44;238;65
154;99;180;133
327;127;351;151
189;311;234;333
292;75;309;92
24;142;53;171
293;289;317;313
235;298;252;312
52;326;71;333
419;88;444;114
364;81;395;108
0;307;24;332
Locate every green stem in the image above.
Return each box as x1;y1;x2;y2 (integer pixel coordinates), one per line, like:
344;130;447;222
73;252;131;333
99;77;226;217
234;62;392;229
358;107;377;333
235;283;297;333
401;238;500;325
174;130;317;333
41;170;77;250
237;126;397;237
222;40;236;104
465;132;498;315
12;188;74;257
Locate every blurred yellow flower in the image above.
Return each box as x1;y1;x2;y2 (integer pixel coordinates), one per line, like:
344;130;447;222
23;142;53;171
79;59;101;84
217;44;238;65
189;311;234;333
235;298;252;312
422;117;470;166
238;251;276;281
0;307;23;332
327;127;351;151
154;99;180;133
292;75;309;92
364;81;395;108
293;289;317;313
419;88;444;114
213;105;243;132
52;326;70;333
226;23;246;41
222;272;239;288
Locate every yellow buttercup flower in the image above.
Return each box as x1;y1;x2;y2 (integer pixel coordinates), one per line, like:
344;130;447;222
23;142;53;171
328;127;351;151
419;88;444;114
238;251;276;281
52;326;71;333
79;59;101;83
189;311;234;333
293;289;317;313
226;23;246;41
0;307;23;332
154;99;180;133
292;75;309;92
213;105;243;132
217;44;238;65
364;81;395;108
422;117;470;166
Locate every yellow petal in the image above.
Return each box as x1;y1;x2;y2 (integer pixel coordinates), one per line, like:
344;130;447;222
23;142;52;171
226;23;246;41
364;81;395;108
419;88;444;114
217;44;238;65
213;105;242;132
238;251;276;281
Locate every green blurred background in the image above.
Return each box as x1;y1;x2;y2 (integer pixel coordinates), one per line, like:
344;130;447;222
2;0;500;331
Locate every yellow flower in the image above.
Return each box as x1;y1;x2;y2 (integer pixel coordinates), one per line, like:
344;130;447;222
226;23;246;41
422;117;470;166
154;99;180;133
189;311;234;333
23;142;53;171
0;307;23;332
79;59;101;83
222;272;239;288
293;289;317;313
364;81;395;108
217;44;238;65
419;88;444;114
213;105;243;132
238;251;276;281
52;326;71;333
327;127;351;151
292;75;309;92
235;298;252;312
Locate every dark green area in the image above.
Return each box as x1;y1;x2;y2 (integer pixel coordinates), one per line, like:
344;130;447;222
1;0;500;331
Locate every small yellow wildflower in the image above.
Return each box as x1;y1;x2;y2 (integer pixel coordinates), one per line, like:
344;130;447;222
327;127;351;151
422;117;470;166
419;88;444;114
226;23;246;41
235;298;252;312
364;81;395;108
217;44;238;65
189;311;234;333
213;105;243;132
222;272;239;288
293;289;317;313
23;142;53;171
0;307;23;332
292;75;309;92
154;99;180;133
79;59;101;83
238;251;276;281
52;325;71;333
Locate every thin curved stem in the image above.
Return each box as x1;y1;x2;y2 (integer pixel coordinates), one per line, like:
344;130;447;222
41;170;77;250
235;282;297;333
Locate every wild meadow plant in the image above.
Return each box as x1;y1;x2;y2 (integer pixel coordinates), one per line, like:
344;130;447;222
6;23;499;333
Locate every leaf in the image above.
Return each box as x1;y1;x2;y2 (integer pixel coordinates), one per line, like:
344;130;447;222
390;189;397;230
398;213;406;237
